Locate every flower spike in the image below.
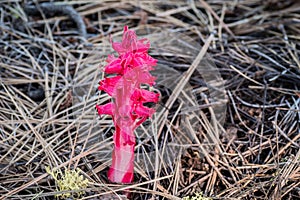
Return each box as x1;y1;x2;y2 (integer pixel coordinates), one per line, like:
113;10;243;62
96;26;159;183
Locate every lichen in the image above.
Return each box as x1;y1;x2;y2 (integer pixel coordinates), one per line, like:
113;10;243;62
182;192;212;200
46;166;89;199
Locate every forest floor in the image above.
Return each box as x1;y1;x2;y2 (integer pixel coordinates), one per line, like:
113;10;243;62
1;0;300;199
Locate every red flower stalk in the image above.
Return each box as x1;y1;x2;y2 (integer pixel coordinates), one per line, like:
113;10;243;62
96;26;159;183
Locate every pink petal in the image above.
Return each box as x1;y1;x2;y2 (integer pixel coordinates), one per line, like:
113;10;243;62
132;89;159;103
140;90;159;103
105;58;123;74
96;103;114;115
134;116;147;128
98;76;122;96
136;38;150;53
134;103;155;117
119;53;134;69
132;53;157;69
106;54;116;63
112;26;150;55
137;71;156;85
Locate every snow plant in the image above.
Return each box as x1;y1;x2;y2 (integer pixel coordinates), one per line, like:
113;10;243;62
96;26;159;183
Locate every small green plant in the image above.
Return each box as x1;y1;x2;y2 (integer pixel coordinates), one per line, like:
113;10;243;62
46;166;89;199
182;192;212;200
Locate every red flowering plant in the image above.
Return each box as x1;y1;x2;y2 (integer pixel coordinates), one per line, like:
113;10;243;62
96;26;159;183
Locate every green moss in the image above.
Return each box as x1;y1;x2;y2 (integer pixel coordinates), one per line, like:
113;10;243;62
46;166;89;199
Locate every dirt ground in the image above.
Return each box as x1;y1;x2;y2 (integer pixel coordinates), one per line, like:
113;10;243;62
1;1;300;199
